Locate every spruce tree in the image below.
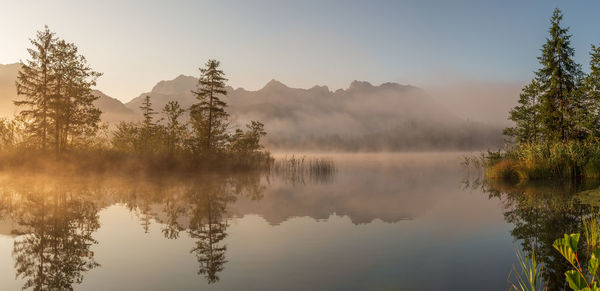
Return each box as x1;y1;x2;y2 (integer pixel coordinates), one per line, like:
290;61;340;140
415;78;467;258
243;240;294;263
50;39;102;152
15;27;102;153
190;60;229;152
162;100;186;154
14;26;57;150
504;80;542;143
578;45;600;140
139;95;157;154
535;8;582;142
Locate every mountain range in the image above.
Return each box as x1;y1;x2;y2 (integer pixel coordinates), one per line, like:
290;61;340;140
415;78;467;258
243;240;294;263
0;63;505;150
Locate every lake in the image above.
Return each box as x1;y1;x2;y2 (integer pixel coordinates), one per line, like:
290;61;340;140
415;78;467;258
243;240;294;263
0;152;595;290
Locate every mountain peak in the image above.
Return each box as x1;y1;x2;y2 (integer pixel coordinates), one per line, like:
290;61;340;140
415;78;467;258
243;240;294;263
262;79;288;90
150;74;197;94
379;82;415;91
348;80;374;91
309;84;330;93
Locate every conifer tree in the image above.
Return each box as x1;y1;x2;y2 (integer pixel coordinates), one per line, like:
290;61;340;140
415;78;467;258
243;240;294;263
50;39;102;152
15;27;102;153
139;95;157;154
535;8;582;142
15;26;57;150
503;80;542;143
229;121;267;153
162;100;186;154
578;45;600;139
190;60;229;152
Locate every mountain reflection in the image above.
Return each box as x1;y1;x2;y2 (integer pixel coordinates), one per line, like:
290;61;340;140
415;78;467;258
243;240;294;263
480;179;600;290
0;155;458;289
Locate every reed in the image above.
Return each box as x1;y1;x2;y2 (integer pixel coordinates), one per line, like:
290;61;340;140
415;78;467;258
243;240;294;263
271;155;336;184
510;249;546;291
485;142;600;181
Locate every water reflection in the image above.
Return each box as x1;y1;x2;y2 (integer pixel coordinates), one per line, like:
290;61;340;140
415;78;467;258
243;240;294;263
479;179;600;290
0;172;267;289
0;153;517;290
2;180;100;290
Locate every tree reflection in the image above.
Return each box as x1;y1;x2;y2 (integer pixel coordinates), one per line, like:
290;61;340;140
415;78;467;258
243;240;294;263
118;173;263;284
0;171;268;288
187;180;235;284
482;180;599;290
3;183;100;290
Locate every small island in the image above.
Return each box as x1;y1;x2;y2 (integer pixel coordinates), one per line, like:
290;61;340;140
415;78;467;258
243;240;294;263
0;27;271;174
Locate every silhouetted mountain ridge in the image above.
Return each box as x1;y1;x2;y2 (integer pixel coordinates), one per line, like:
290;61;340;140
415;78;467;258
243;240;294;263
0;63;504;150
0;63;135;123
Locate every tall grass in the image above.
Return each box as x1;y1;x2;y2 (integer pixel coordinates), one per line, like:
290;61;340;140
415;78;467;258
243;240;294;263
485;142;600;181
584;214;600;254
510;249;546;291
271;156;336;184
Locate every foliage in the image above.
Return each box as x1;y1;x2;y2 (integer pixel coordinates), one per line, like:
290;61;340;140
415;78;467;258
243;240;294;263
190;59;229;152
485;142;600;181
504;9;600;144
504;80;542;143
1;27;272;172
553;231;600;290
510;249;546;291
162;100;186;154
15;26;101;153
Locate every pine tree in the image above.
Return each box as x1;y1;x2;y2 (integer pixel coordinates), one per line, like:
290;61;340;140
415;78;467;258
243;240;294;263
577;45;600;140
14;26;57;150
504;80;542;143
229;121;267;153
535;8;583;142
190;60;229;152
15;27;102;153
162;100;186;154
139;95;157;154
50;39;102;152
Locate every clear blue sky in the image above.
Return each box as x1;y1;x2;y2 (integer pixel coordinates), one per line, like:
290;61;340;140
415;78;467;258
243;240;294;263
1;0;599;101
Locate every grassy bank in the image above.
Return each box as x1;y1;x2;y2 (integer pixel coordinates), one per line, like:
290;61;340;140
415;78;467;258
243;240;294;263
484;142;600;181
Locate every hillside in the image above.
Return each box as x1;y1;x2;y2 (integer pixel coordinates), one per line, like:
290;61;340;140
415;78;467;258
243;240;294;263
0;63;136;123
0;63;505;150
0;63;20;117
126;76;504;150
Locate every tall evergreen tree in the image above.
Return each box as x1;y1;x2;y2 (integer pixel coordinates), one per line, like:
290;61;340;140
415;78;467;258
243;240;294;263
15;27;102;153
162;100;186;154
577;45;600;140
140;95;157;130
535;8;583;142
504;80;542;143
15;26;57;150
190;60;229;152
50;39;102;152
139;95;157;154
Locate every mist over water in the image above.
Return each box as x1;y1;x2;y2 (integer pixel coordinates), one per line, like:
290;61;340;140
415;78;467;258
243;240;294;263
0;153;535;290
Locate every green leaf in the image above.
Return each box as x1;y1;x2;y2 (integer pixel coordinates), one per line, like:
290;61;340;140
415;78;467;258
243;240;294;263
554;234;581;265
566;270;587;290
590;250;600;277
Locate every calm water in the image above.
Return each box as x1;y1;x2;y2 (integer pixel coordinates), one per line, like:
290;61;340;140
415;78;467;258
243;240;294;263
0;153;596;290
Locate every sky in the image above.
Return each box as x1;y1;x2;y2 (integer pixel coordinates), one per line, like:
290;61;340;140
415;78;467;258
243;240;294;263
1;0;600;102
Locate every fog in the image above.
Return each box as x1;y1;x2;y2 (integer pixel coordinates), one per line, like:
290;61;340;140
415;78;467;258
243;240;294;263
0;63;521;151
